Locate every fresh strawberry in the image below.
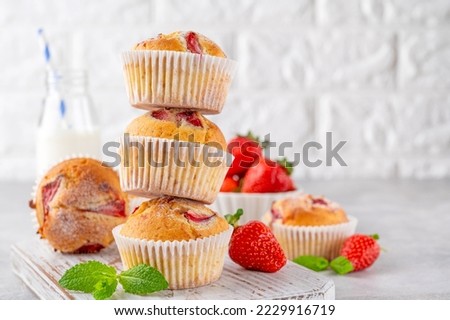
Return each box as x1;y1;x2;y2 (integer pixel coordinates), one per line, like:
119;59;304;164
220;176;240;192
227;132;265;177
331;234;381;274
226;209;286;273
241;157;296;193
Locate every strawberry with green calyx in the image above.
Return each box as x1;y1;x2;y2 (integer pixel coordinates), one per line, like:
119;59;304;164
241;157;296;193
293;256;329;272
277;157;294;176
239;131;270;149
226;131;267;177
331;234;380;275
226;209;286;273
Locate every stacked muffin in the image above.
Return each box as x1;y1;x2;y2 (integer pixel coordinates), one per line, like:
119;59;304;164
114;31;237;289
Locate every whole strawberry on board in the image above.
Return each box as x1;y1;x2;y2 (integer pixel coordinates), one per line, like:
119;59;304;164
331;234;381;274
226;209;287;273
226;132;266;177
241;157;296;193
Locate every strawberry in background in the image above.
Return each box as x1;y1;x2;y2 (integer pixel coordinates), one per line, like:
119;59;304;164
241;158;295;193
222;132;296;193
220;176;239;192
227;132;265;177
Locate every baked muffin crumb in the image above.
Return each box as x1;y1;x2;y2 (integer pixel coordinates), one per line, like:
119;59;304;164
120;197;229;241
270;194;348;227
133;31;226;58
125;109;226;150
33;158;128;253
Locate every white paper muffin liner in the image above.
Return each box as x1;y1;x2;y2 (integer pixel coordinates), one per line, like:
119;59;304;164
113;224;233;289
122;50;237;114
272;216;358;261
209;191;300;224
119;135;230;204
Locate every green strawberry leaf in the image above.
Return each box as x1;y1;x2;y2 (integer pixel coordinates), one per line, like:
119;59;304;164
330;256;354;275
277;158;294;175
293;256;329;272
92;278;118;300
59;261;117;294
241;131;259;142
238;131;271;149
118;264;168;295
225;208;244;227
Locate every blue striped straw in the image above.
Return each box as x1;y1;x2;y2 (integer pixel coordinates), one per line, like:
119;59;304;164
37;28;66;118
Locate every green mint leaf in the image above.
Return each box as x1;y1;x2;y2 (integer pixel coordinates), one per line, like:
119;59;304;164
330;256;354;275
118;264;168;295
59;261;117;294
92;278;118;300
371;234;380;240
225;208;244;227
293;255;329;272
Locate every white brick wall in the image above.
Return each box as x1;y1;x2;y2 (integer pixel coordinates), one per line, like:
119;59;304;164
0;0;449;181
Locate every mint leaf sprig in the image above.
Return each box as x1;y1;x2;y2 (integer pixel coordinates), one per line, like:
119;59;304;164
293;255;329;272
59;261;168;300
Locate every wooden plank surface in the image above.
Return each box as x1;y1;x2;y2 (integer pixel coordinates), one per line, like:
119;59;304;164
11;238;335;300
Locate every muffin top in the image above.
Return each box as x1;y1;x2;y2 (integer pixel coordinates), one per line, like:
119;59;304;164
125;109;226;149
120;197;229;241
133;31;226;58
269;194;348;227
34;158;128;226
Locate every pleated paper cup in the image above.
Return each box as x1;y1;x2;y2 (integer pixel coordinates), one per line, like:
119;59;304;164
119;135;230;204
272;216;358;261
122;50;237;114
113;224;233;289
209;191;299;224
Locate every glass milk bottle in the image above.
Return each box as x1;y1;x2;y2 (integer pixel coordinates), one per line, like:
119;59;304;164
36;69;101;174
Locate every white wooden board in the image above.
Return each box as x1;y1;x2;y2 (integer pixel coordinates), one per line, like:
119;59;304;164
11;238;335;300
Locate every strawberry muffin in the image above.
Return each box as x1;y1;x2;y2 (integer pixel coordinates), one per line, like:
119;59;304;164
120;108;230;204
30;158;128;253
264;194;357;260
122;31;237;114
113;197;233;289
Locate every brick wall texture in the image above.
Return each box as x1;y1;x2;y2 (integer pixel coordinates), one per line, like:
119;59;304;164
0;0;449;181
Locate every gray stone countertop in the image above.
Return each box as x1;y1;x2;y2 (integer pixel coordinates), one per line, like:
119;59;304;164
1;180;449;299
